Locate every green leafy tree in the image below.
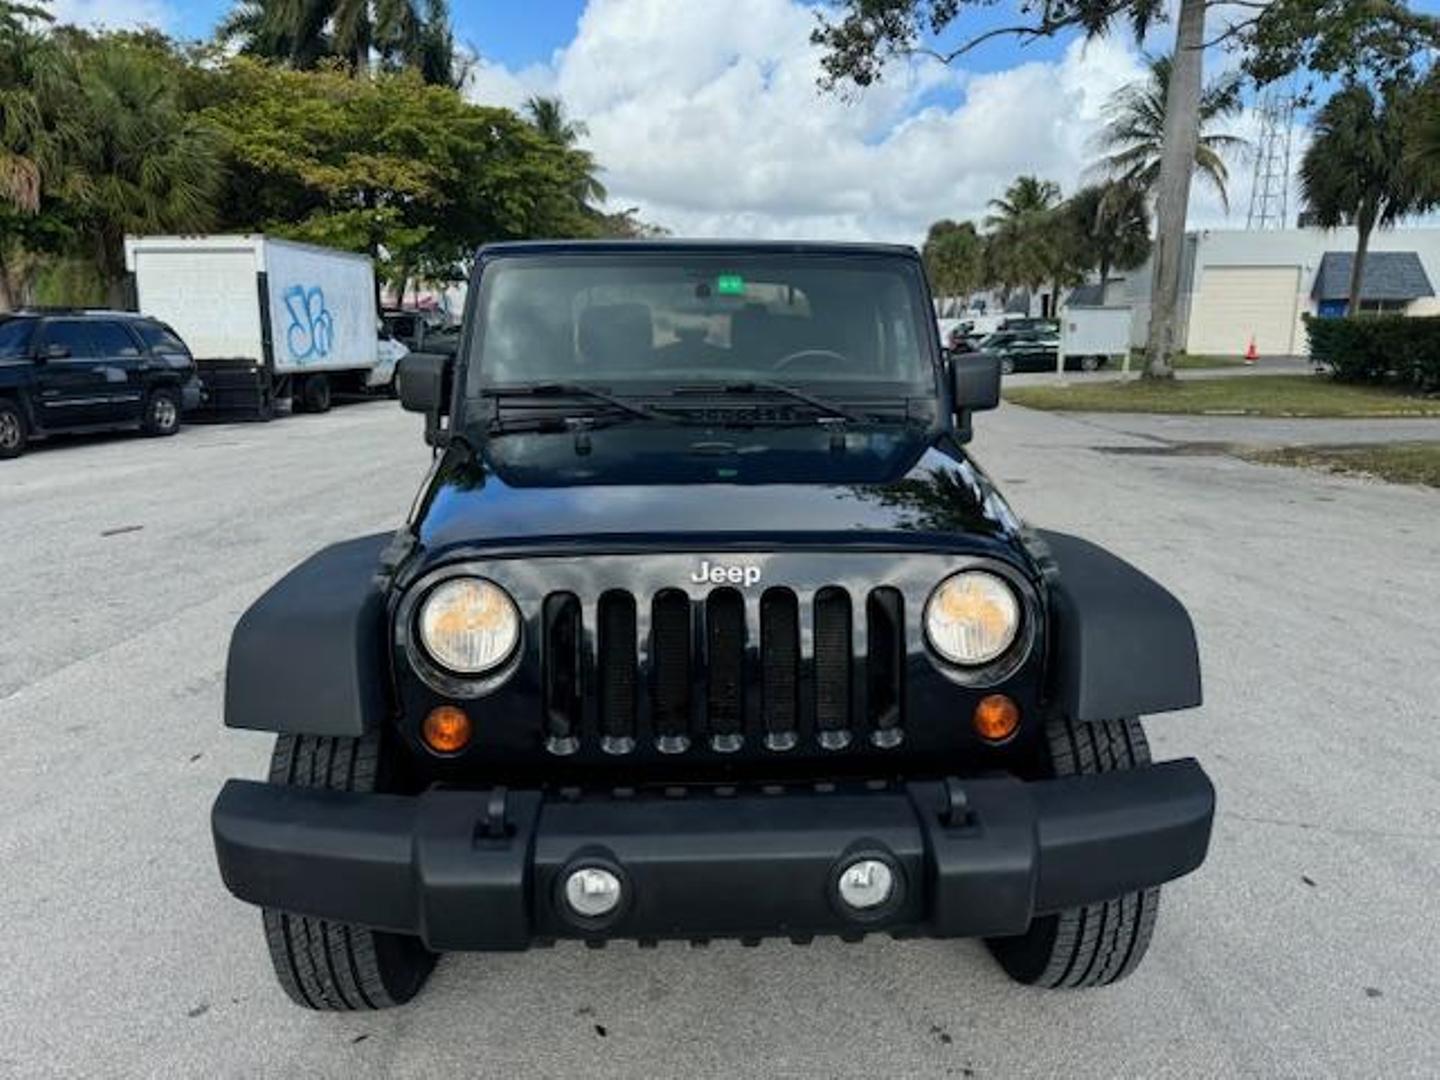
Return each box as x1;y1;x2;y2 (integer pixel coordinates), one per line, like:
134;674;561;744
1300;80;1437;316
921;219;985;309
811;0;1440;379
1094;54;1245;211
205;60;600;295
1061;182;1151;296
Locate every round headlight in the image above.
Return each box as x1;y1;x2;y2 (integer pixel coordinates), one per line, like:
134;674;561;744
924;571;1020;666
417;577;521;675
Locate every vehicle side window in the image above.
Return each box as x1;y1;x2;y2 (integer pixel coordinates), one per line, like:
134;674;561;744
88;321;143;357
0;319;34;358
43;320;99;359
135;321;190;356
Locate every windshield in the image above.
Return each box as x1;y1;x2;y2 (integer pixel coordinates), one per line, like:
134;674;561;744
465;254;937;399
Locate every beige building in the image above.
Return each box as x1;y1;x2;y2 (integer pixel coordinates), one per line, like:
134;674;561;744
1123;227;1440;357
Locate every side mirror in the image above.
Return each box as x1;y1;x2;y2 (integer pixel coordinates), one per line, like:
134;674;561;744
399;352;450;415
952;352;1001;412
398;352;452;447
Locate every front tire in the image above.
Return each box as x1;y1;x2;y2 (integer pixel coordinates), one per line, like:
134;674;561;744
261;733;437;1010
1080;354;1102;372
986;717;1161;988
0;398;27;459
141;387;181;437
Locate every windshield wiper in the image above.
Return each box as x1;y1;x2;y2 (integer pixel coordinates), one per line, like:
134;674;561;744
670;381;863;422
482;382;672;423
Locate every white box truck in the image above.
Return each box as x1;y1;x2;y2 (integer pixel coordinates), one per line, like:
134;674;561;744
124;235;381;418
1059;304;1132;373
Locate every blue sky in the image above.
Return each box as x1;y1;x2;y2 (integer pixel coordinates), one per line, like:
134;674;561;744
48;0;1440;243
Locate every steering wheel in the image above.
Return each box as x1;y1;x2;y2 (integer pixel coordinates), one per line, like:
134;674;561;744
773;348;851;372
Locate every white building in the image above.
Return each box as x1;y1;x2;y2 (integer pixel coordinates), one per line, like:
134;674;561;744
1124;227;1440;356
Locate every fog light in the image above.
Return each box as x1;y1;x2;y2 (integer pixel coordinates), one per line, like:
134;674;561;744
422;705;472;753
973;694;1020;742
837;858;894;911
564;867;623;918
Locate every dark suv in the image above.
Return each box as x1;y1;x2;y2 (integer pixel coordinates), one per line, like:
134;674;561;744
0;310;203;459
213;241;1212;1010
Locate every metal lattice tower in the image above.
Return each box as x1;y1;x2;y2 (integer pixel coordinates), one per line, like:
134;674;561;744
1246;89;1297;230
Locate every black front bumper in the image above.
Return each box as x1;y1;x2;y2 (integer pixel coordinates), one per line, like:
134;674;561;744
212;760;1214;950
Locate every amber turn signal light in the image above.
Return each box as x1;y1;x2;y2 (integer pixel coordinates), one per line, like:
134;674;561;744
973;694;1020;743
422;705;472;754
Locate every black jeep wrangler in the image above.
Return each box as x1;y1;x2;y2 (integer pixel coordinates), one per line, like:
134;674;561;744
0;310;203;460
213;241;1213;1010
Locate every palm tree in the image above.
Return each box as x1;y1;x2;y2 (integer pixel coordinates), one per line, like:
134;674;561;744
217;0;461;84
985;175;1062;307
1062;182;1152;298
1301;80;1437;316
69;40;221;306
1094;54;1247;211
524;95;607;206
0;7;83;307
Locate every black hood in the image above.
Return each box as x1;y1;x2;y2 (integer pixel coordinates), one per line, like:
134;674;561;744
413;423;1028;559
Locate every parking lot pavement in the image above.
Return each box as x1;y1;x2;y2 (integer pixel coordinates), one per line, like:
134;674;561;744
3;400;1438;1078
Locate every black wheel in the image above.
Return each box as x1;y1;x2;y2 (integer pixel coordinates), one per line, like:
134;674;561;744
261;733;437;1010
300;374;332;413
141;387;182;436
0;398;27;459
1080;354;1102;372
986;717;1161;988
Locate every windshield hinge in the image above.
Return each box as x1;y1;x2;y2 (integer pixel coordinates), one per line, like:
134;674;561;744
818;415;847;453
565;415;594;455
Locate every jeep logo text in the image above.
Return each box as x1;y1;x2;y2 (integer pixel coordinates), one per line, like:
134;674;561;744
691;560;761;587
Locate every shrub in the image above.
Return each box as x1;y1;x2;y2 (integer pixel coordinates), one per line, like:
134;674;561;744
1305;314;1440;389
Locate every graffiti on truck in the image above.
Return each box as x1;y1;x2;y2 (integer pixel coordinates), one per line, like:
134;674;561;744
283;284;336;361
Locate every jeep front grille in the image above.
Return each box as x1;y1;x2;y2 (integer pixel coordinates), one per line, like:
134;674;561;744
540;585;906;756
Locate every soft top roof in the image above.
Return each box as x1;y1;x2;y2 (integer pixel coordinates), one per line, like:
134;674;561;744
476;238;920;261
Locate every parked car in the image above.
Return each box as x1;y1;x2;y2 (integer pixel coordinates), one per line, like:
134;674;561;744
212;239;1213;1011
382;308;461;358
980;329;1107;374
0;309;203;460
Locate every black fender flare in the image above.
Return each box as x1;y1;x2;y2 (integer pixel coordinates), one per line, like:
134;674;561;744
225;533;393;736
1034;530;1202;721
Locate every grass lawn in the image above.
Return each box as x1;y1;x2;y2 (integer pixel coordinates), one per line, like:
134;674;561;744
1003;375;1440;418
1243;442;1440;488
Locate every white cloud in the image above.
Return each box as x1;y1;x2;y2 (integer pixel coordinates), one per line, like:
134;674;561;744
467;0;1257;245
49;0;174;31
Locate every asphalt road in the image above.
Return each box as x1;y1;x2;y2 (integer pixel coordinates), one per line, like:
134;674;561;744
2;401;1437;1078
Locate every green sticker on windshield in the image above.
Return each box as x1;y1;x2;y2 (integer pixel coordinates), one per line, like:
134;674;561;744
716;273;746;296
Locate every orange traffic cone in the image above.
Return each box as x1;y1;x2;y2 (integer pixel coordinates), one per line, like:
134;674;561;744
1243;337;1259;365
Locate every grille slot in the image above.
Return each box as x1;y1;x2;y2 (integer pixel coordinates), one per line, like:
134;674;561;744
814;587;852;749
542;593;582;755
760;588;800;750
705;588;746;751
866;587;905;747
597;591;637;754
651;590;693;753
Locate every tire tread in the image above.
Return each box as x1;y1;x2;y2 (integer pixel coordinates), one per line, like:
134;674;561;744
986;715;1161;989
260;733;435;1010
